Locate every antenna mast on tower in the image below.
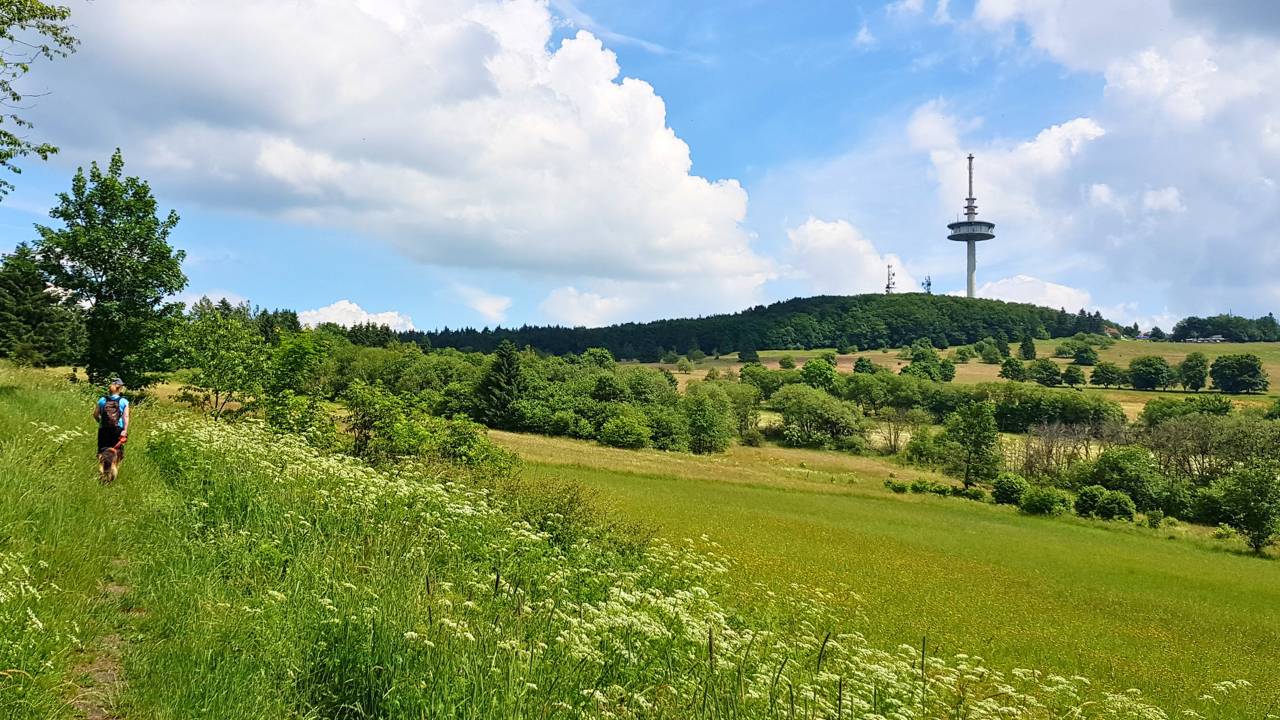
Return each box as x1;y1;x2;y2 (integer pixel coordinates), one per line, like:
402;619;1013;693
921;276;932;294
885;264;896;295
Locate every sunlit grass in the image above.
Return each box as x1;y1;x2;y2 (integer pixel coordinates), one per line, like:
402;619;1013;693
499;430;1280;718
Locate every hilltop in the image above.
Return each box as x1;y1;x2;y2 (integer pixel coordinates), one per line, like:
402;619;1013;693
397;293;1116;357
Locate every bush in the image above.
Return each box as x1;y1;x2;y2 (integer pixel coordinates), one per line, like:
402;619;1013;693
1074;485;1108;517
949;485;988;502
1096;490;1137;521
646;406;690;451
682;382;735;454
1145;509;1165;529
904;427;951;466
599;407;652;449
1019;485;1071;516
771;383;862;449
1090;446;1160;511
883;478;909;493
992;472;1030;505
740;427;764;447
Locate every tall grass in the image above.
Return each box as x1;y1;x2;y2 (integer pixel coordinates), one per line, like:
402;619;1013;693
0;367;1252;718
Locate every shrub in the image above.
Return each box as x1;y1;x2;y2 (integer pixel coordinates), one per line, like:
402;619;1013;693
992;472;1030;505
1096;490;1137;521
1213;460;1280;553
883;478;909;493
740;427;764;447
1074;485;1108;517
771;383;862;449
904;427;951;466
778;355;796;370
950;485;988;502
1019;485;1071;516
1090;446;1161;511
599;407;652;449
1145;510;1165;528
646;406;690;451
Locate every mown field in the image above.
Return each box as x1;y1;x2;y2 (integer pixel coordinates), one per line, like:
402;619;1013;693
495;430;1280;717
647;340;1280;416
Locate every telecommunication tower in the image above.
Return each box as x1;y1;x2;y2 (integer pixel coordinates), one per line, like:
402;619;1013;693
946;154;996;298
885;264;896;295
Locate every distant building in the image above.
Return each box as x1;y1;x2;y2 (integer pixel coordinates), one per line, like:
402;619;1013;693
1187;334;1227;343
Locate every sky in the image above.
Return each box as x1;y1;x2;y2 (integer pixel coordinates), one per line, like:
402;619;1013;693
2;0;1279;332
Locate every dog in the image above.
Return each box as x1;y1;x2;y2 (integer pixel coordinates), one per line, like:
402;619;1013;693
98;441;123;484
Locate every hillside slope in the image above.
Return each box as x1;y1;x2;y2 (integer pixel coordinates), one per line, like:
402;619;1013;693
405;293;1115;357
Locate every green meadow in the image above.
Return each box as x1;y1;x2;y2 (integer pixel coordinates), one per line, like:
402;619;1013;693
498;430;1280;716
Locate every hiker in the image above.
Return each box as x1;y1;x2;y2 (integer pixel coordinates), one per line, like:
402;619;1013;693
93;378;130;464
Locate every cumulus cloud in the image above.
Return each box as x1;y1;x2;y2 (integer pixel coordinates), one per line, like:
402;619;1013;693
453;284;513;324
964;274;1092;310
540;286;630;327
36;0;771;322
786;218;918;296
299;300;415;331
854;23;876;49
1142;186;1186;214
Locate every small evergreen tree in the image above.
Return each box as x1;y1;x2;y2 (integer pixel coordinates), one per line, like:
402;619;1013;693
475;340;526;429
1019;337;1037;360
0;244;84;365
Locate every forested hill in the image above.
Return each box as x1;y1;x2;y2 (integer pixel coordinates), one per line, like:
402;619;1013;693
396;294;1115;359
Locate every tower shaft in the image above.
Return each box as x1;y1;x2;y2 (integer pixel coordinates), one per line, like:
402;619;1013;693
966;240;976;298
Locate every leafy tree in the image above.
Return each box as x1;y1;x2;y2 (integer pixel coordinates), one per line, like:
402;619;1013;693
475;340;525;429
800;355;839;392
973;338;1002;364
1178;352;1209;391
1019;337;1037;360
1138;394;1233;429
1149;326;1167;340
777;354;796;370
1209;353;1269;394
686;347;706;362
880;406;929;455
1214;461;1280;554
739;362;783;398
722;381;761;438
952;345;975;363
1266;397;1280;421
35;150;186;386
660;350;679;364
1027;358;1061;387
998;357;1027;381
941;400;1001;488
1127;355;1177;391
842;371;887;412
675;357;693;374
853;356;878;374
682;382;735;454
772;383;862;449
1090;446;1160;511
1089;361;1127;388
580;347;616;369
0;243;83;364
0;1;77;198
599;406;652;449
176;298;270;420
737;346;759;363
1061;364;1086;388
1072;345;1099;366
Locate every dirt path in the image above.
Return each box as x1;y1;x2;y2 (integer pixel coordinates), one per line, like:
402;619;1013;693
66;559;138;719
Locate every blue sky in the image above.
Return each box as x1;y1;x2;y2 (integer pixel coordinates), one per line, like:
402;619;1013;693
2;0;1278;332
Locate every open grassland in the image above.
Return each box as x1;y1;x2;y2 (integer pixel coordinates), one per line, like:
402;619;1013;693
496;430;1280;717
644;341;1280;416
13;366;1248;719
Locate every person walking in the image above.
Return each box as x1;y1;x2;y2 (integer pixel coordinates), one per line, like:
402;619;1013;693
93;377;130;463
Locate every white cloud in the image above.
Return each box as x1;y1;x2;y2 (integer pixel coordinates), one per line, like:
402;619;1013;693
854;23;876;49
540;286;630;327
298;300;415;331
453;284;512;324
38;0;772;322
1088;183;1124;212
966;274;1092;310
887;0;925;17
1142;186;1186;214
786;218;918;296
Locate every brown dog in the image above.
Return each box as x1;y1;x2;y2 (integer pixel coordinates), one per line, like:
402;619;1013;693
98;445;121;484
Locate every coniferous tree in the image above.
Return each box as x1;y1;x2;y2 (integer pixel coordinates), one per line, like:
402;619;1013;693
0;243;84;365
475;339;525;428
1019;336;1037;360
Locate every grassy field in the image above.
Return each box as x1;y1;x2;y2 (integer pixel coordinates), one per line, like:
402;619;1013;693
495;430;1280;717
647;340;1280;416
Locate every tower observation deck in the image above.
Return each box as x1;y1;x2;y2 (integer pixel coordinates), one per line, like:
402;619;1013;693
947;154;995;298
